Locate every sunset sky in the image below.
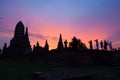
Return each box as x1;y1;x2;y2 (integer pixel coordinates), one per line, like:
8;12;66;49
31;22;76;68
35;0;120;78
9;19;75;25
0;0;120;50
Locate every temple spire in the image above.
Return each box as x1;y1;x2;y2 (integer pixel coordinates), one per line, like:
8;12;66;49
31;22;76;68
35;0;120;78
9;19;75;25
25;27;30;44
44;39;49;51
25;27;28;36
14;21;24;38
24;27;32;54
2;43;7;54
57;34;63;50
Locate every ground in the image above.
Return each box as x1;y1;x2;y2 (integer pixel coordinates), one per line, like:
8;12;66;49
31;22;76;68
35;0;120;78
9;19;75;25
0;59;120;80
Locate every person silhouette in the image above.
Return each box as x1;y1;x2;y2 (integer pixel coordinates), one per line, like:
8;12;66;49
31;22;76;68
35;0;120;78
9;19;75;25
94;39;99;50
109;42;112;50
88;40;93;50
64;40;68;48
104;40;108;50
100;40;103;49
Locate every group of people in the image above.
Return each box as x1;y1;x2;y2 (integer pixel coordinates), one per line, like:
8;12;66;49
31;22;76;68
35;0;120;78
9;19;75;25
88;39;112;50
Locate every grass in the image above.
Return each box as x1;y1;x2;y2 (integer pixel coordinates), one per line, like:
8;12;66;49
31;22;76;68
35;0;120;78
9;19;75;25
0;60;52;80
0;60;120;80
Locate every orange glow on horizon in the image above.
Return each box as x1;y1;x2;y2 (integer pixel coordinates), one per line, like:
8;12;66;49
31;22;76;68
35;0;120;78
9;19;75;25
27;17;113;50
1;15;119;50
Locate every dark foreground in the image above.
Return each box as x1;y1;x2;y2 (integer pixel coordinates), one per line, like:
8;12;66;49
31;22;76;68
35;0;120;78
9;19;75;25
0;59;120;80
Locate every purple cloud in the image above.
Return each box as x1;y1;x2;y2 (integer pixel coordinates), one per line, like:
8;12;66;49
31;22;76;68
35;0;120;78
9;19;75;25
29;32;59;41
51;36;58;40
107;30;120;42
0;27;13;34
29;33;49;40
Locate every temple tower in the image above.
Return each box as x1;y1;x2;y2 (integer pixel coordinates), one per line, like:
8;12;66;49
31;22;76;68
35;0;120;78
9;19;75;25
57;34;63;50
44;39;49;51
8;21;32;55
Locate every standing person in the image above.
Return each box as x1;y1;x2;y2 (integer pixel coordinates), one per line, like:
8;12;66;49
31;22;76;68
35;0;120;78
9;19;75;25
94;39;99;50
109;42;112;50
104;40;108;50
100;40;104;49
88;40;93;50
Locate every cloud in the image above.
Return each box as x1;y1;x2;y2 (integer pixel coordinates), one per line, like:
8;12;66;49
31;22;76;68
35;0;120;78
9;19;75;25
29;32;59;41
113;41;120;48
107;30;120;42
51;36;58;40
107;30;120;48
0;27;13;34
29;33;49;40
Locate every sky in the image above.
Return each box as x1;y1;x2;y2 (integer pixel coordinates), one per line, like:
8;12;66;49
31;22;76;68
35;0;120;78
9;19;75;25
0;0;120;50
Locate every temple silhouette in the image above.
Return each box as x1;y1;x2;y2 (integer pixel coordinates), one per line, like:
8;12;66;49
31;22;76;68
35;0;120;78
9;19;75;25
3;21;32;55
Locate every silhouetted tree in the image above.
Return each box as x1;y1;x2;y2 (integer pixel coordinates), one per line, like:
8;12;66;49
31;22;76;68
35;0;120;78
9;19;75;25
88;40;93;50
57;34;63;50
69;36;87;50
69;37;78;50
64;40;68;48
